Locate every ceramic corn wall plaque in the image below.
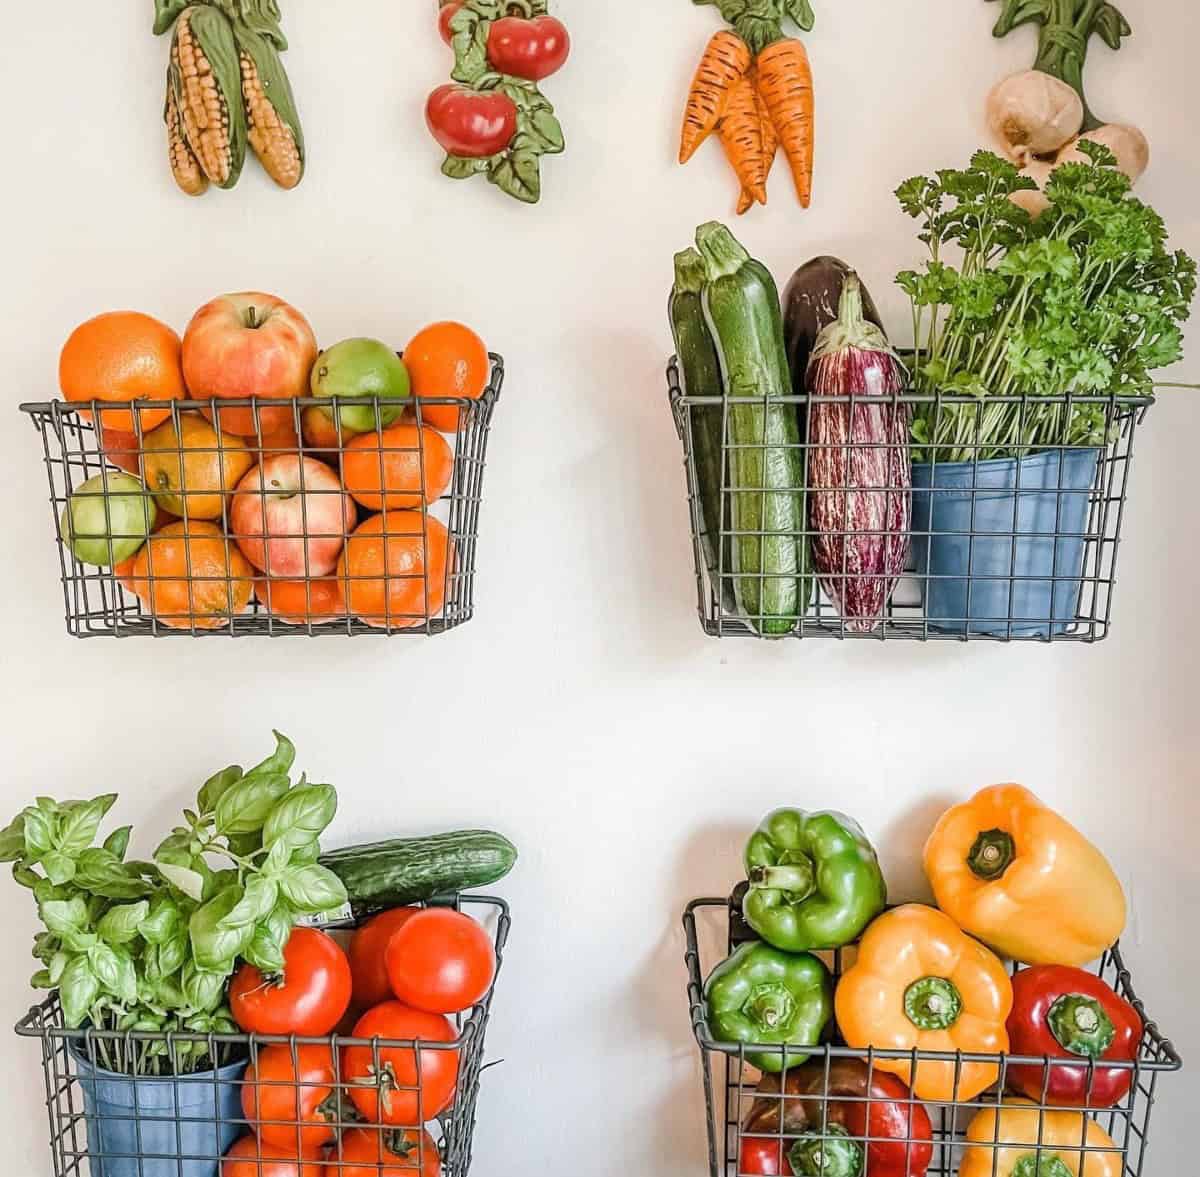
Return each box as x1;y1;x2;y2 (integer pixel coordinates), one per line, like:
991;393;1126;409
154;0;305;195
428;1;571;205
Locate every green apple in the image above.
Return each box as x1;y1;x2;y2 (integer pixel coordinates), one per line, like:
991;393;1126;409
310;338;411;433
60;472;155;566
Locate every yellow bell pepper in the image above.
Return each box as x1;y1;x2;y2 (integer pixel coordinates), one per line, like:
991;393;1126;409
835;904;1012;1101
924;784;1126;967
960;1099;1122;1177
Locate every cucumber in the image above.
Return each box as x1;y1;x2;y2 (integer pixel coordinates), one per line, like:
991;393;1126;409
319;830;517;912
695;222;809;635
670;248;734;612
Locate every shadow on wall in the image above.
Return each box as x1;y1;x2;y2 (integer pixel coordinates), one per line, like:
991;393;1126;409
876;793;957;904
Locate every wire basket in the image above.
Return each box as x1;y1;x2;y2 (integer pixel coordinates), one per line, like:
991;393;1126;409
684;892;1180;1177
20;356;503;638
15;894;510;1177
667;358;1152;642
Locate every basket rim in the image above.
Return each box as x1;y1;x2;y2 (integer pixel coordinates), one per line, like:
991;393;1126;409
14;894;511;1056
683;895;1183;1074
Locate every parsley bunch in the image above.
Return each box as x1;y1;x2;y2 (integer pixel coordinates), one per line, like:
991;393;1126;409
896;146;1196;462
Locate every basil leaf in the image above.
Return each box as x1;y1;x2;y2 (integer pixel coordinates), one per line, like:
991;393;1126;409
263;785;337;853
30;968;53;990
181;962;225;1014
289;841;321;868
278;865;347;915
245;902;292;975
22;807;53;861
247;732;296;780
198;765;243;816
61;927;98;953
227;831;263;860
103;826;132;862
214;772;291;837
57;795;117;856
98;901;150;946
217;875;277;931
49;951;69;985
140;897;181;946
157;861;206;903
59;956;100;1028
0;815;26;863
190;887;253;971
40;897;87;936
89;943;138;1005
41;852;76;886
159;929;189;977
76;849;154;900
13;864;41;890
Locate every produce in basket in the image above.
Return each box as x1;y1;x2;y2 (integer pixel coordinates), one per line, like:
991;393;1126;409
348;907;421;1009
1005;965;1142;1108
222;1134;324;1177
744;1059;933;1177
835;904;1012;1102
703;940;833;1073
805;274;910;631
60;473;156;567
309;339;411;434
242;1043;339;1152
960;1099;1121;1177
923;783;1126;966
403;320;491;434
695;222;807;634
320;830;518;914
141;416;253;520
385;907;496;1015
742;808;886;952
329;1127;441;1177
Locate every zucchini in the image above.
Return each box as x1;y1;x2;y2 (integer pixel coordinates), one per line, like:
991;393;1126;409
319;830;517;912
670;248;734;611
695;222;809;635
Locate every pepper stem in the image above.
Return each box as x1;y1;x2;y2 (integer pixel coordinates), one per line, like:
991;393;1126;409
967;828;1016;880
1012;1154;1074;1177
748;859;816;901
788;1125;864;1177
1047;993;1116;1059
904;976;963;1031
743;984;797;1032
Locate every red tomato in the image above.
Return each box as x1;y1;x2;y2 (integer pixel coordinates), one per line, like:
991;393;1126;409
384;909;496;1015
230;928;352;1037
437;1;463;45
425;84;517;159
242;1044;337;1152
740;1137;794;1176
221;1134;323;1177
486;16;570;81
341;1002;459;1125
330;1127;441;1177
348;908;421;1010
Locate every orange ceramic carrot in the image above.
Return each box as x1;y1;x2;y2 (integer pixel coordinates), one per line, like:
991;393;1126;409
717;74;768;207
755;38;814;206
679;29;752;164
754;78;778;188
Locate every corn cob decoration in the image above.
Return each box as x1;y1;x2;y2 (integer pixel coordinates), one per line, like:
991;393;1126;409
155;0;304;196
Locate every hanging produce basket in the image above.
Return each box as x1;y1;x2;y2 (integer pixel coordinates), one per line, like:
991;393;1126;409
683;891;1180;1177
16;894;510;1177
668;358;1152;642
21;357;502;638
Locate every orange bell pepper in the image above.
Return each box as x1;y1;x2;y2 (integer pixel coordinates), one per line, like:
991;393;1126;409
924;784;1126;967
835;904;1012;1101
960;1099;1122;1177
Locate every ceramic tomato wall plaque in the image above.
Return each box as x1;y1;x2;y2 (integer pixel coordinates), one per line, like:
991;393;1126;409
428;1;570;204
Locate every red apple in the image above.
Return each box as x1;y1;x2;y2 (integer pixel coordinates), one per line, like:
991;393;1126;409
182;293;318;438
230;455;356;577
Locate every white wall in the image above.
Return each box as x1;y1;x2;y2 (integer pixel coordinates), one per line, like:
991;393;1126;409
0;2;1197;1173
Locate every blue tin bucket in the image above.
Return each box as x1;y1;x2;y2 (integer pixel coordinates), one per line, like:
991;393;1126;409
911;448;1100;637
72;1049;246;1177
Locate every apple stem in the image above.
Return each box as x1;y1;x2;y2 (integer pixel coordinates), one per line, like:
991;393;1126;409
247;306;259;329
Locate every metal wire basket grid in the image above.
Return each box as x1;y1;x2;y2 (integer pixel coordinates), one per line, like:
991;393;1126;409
667;358;1152;643
20;355;503;638
683;895;1181;1177
15;894;510;1177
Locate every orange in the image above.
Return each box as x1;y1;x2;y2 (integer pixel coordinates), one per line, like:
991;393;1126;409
254;577;345;625
338;513;452;629
341;424;454;511
403;321;489;434
248;417;302;460
60;312;186;432
130;521;254;630
142;415;252;519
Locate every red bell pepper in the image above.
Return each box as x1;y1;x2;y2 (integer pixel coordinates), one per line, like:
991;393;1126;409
1006;965;1143;1108
743;1059;932;1177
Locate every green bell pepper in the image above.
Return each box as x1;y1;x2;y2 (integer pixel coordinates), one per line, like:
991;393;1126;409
743;809;887;952
703;941;833;1073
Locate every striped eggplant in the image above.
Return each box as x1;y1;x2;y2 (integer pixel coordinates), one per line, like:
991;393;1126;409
806;273;911;631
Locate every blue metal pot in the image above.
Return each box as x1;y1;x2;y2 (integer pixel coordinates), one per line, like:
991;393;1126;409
71;1049;246;1177
911;448;1100;637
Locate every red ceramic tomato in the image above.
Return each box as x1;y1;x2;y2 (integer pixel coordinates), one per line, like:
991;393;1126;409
241;1044;337;1152
221;1134;323;1177
437;1;463;45
486;16;570;81
425;84;517;159
384;909;496;1015
229;928;352;1037
342;1002;459;1125
331;1128;441;1177
740;1137;793;1176
348;908;421;1011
